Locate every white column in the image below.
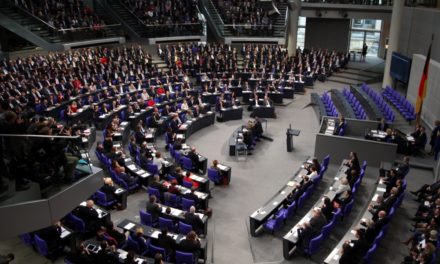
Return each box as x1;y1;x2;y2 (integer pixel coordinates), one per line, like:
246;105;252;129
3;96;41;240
286;0;301;56
382;0;404;88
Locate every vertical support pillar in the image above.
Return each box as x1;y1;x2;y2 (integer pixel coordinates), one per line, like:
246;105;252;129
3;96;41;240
382;0;404;88
286;0;301;56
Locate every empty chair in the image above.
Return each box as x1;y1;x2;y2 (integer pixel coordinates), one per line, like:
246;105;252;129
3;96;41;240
158;217;175;232
297;192;308;209
323;155;330;168
34;234;62;260
164;192;179;208
263;213;284;234
304;233;324;257
175;250;195;264
342;199;355;221
321;220;335;239
19;233;33;247
179;221;193;235
374;230;385;246
174;151;183;164
182;198;195;211
146;163;159;176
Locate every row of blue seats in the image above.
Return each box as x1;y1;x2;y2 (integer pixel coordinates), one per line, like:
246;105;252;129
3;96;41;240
342;88;367;120
362;183;407;263
361;83;395;123
321;92;339;117
302;161;368;257
382;86;416;122
262;155;332;234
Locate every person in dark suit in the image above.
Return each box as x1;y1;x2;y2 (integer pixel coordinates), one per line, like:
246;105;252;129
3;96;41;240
131;227;149;254
284;183;301;206
146;195;162;222
345;152;360;173
65;244;94;264
339;229;369;264
105;221;126;247
297;209;327;250
334;117;346;136
320;197;334;222
377;118;389;132
100;178;117;202
150;175;168;193
95;241;119;264
184;187;200;209
187;147;201;172
396;156;410;178
156;228;177;254
185;206;204;234
75;200;99;232
413;126;427;151
372;211;389;235
179;231;201;258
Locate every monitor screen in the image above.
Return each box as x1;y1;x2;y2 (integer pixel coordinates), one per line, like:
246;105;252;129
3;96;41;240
390;52;412;84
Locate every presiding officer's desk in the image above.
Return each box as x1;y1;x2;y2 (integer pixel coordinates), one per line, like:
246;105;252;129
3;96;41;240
365;129;414;155
229;126;246;156
323;181;387;263
158;203;209;235
282;160;350;259
118;219;207;263
220;105;243;121
249;158;311;236
178;111;215;139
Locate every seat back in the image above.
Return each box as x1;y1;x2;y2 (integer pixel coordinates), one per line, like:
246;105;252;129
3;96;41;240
331;208;342;223
307;233;324;255
175;250;195;264
182;198;195;211
179;221;193;235
343;198;355;218
149;244;166;259
323;155;330;167
321;221;334;239
374;230;384;246
174;151;182;164
68;213;85;233
140;210;153;226
363;243;377;264
181;157;193;171
297;192;307;209
19;233;33;247
182;180;193;189
164;192;178;207
147;187;161;201
34;234;49;256
158;217;174;232
207;168;221;184
286;201;297;219
127;235;141;254
95;190;112;206
146;163;159;175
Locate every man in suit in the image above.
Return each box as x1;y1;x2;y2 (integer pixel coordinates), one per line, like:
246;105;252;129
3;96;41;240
297;209;327;250
156;228;177;254
75;200;99;232
185;206;204;234
187;147;201;172
146;195;162;222
184;187;200;209
377;118;389;132
150;175;168;193
100;177;117;202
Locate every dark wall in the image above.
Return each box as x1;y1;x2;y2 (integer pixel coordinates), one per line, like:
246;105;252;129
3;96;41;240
305;18;350;52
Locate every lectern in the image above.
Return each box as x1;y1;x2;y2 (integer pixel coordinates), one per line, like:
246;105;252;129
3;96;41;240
286;126;301;152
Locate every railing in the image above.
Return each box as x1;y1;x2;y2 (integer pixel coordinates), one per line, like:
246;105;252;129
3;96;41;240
0;133;93;205
2;0;124;43
301;0;394;6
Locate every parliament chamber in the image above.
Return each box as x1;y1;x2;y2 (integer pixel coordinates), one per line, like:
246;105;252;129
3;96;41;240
0;0;440;264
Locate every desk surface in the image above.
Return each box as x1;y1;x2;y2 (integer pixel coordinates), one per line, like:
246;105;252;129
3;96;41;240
283;161;349;243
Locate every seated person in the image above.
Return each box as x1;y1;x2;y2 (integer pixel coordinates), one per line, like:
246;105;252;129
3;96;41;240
168;179;181;195
150;175;168;193
74;200;99;232
305;158;321;174
183;171;200;189
155;228;177;256
377;117;389;131
179;231;201;259
185;206;204;234
105;221;126;247
296;209;327;250
146;195;162;222
131;227;149;254
36;221;63;252
184;187;201;209
152;152;166;175
210;160;225;184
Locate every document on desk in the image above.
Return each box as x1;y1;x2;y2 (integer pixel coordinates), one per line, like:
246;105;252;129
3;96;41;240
286;181;295;187
124;222;135;230
127;164;137;170
372;194;379;202
151;230;160;238
196;213;204;220
217;164;228;170
60;227;71;239
377;187;387;193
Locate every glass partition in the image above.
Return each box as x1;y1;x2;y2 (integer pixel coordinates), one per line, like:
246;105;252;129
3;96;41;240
349;19;383;56
0;133;94;205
